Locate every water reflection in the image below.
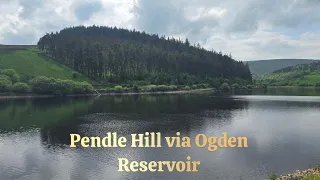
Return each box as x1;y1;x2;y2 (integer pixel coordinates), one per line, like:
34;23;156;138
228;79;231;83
34;94;249;147
0;93;320;180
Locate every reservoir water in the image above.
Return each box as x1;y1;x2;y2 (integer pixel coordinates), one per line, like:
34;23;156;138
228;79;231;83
1;88;320;180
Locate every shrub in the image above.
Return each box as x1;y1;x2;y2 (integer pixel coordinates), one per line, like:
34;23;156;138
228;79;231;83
241;86;248;90
68;81;93;94
1;69;20;83
143;85;157;92
157;85;168;92
123;87;129;92
231;83;240;90
103;87;114;93
168;85;178;91
0;75;11;81
73;83;86;94
315;82;320;87
72;71;80;79
199;83;209;88
12;82;31;93
29;76;93;95
183;86;191;90
191;85;198;89
29;76;55;94
82;82;94;93
268;173;277;180
298;82;307;87
133;84;140;92
52;79;74;95
246;84;253;89
0;76;12;92
114;85;123;93
220;83;230;91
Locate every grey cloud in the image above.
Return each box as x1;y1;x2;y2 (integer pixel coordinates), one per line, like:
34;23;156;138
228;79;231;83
270;1;320;28
18;0;44;18
133;0;185;34
74;1;103;22
227;0;280;34
133;0;220;43
228;0;320;35
259;39;297;55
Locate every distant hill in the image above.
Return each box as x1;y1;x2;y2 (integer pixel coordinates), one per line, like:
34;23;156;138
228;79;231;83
0;47;93;83
255;61;320;87
248;59;320;78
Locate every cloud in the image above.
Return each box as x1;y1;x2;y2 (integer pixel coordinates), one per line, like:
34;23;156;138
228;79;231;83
18;0;45;19
132;0;226;45
1;0;320;60
74;0;103;22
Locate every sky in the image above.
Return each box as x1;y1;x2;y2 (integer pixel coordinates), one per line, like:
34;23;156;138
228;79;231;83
1;0;320;61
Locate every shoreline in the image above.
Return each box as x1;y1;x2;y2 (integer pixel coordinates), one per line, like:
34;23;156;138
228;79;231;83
267;86;320;88
277;166;320;179
0;88;213;99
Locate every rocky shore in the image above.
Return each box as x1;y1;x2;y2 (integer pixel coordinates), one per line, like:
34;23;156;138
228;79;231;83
277;167;320;180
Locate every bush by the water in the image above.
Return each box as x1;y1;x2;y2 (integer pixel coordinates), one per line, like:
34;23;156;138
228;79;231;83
0;75;12;92
220;83;230;91
114;85;124;93
231;83;240;90
147;85;180;92
29;76;93;95
12;82;31;93
0;69;20;83
183;86;191;90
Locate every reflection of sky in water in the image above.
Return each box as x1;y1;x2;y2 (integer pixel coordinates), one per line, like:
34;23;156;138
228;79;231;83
0;95;320;180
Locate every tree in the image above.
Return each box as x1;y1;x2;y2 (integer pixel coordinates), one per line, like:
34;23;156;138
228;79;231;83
1;69;20;83
37;25;252;85
185;38;190;46
12;82;31;93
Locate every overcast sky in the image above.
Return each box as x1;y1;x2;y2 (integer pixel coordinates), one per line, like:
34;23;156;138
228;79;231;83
1;0;320;61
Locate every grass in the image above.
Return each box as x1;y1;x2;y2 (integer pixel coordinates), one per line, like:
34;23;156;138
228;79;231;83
303;73;320;84
302;175;320;180
269;173;277;180
0;49;92;83
257;71;320;87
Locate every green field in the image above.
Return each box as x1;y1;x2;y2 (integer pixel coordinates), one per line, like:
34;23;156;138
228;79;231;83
303;74;320;84
256;72;320;86
255;61;320;87
0;48;92;83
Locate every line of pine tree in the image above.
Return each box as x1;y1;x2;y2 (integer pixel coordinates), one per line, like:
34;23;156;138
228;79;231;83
37;25;252;84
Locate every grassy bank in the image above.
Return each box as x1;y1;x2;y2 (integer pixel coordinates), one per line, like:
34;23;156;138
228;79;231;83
0;48;91;82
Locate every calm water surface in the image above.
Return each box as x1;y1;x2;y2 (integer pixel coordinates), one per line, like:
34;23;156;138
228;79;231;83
1;88;320;180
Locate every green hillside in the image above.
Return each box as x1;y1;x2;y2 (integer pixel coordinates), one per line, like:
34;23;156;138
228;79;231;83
37;26;252;87
248;59;320;78
0;47;92;83
255;61;320;87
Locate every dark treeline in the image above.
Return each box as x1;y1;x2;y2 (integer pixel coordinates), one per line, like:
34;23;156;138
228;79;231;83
37;25;252;86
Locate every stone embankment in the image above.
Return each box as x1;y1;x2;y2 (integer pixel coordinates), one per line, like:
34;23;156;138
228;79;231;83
277;167;320;180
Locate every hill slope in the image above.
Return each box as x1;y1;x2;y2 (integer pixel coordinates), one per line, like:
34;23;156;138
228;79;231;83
248;59;320;78
255;61;320;86
37;25;252;87
0;47;92;83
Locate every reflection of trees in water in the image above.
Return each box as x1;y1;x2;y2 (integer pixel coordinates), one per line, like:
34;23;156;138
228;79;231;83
39;94;249;148
239;98;320;110
252;87;320;96
88;94;248;114
0;97;94;132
